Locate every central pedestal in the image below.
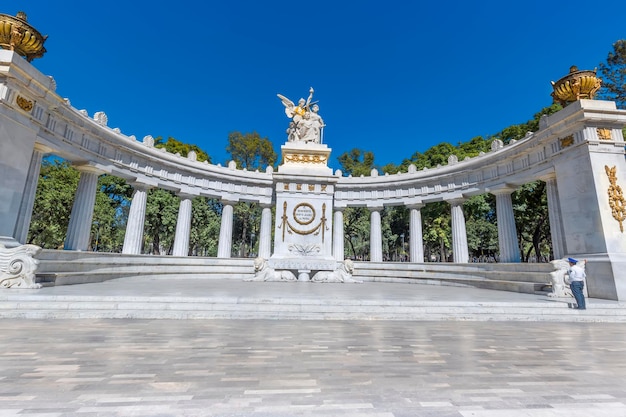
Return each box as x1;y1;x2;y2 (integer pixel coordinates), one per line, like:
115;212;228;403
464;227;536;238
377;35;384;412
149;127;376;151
269;142;338;276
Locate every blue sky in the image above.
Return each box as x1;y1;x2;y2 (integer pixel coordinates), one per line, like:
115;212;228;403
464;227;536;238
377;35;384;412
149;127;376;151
9;1;626;170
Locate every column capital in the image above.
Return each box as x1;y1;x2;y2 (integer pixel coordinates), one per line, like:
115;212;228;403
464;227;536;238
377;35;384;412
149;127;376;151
446;197;466;206
537;171;558;182
74;163;105;176
486;185;517;196
406;202;424;210
176;192;197;200
220;198;239;206
367;205;384;212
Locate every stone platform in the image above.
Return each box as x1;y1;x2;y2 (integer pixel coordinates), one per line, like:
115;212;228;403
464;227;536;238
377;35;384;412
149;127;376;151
3;278;626;416
1;277;625;322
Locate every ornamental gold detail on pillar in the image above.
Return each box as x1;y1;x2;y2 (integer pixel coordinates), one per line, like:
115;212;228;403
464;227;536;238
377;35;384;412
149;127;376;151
284;153;328;164
550;66;602;107
16;95;33;112
605;165;626;232
597;128;612;141
0;12;47;61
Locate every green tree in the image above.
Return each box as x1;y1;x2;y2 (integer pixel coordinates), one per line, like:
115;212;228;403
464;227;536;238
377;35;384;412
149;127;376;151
91;175;133;252
513;181;551;262
336;149;376;176
343;207;370;260
144;188;179;254
226;131;277;169
189;197;221;256
154;136;211;163
464;194;498;260
422;202;451;261
28;158;79;249
226;131;277;256
598;39;626;108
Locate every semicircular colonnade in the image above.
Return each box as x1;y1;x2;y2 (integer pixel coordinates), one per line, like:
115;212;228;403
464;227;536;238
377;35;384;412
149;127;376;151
2;49;626;300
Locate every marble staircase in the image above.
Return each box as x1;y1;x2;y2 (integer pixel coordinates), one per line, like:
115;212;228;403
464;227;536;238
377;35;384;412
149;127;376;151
35;250;553;295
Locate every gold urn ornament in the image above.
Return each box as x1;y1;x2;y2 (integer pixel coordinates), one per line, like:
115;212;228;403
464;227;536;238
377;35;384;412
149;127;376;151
0;11;47;61
551;66;602;106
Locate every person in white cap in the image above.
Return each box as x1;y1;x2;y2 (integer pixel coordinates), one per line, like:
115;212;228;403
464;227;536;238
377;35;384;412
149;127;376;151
567;257;587;310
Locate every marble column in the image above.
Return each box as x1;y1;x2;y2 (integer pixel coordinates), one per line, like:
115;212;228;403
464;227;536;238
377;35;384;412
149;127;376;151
333;208;345;261
493;190;521;263
369;207;383;262
408;204;425;263
449;198;469;263
64;166;102;251
14;145;49;244
122;184;150;255
217;201;235;258
258;205;273;259
545;175;565;260
172;194;193;257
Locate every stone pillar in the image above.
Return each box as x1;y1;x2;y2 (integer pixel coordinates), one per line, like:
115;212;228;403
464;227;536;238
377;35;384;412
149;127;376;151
369;207;383;262
14;145;49;244
493;189;521;263
172;194;194;256
217;201;235;258
122;184;150;255
449;198;469;263
545;175;565;260
408;204;425;263
64;166;102;251
258;204;273;259
333;208;345;261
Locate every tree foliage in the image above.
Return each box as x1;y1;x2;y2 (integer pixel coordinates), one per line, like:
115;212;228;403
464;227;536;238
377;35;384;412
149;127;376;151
336;149;375;176
225;131;277;256
226;131;276;170
154;136;211;163
598;39;626;108
29;158;79;249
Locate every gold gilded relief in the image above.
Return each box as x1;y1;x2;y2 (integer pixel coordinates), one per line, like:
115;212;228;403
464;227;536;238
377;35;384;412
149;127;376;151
605;165;626;232
293;202;316;225
277;202;329;242
284;153;328;164
560;135;574;148
283;183;289;190
16;95;33;112
321;184;327;192
597;128;612;141
308;184;315;191
296;184;302;191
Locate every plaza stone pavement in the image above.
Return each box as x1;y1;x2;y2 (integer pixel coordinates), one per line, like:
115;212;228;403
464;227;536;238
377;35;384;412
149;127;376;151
1;280;626;416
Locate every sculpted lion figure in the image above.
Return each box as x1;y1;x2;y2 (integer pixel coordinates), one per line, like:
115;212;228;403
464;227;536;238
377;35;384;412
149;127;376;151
312;259;362;283
245;257;297;282
548;258;582;298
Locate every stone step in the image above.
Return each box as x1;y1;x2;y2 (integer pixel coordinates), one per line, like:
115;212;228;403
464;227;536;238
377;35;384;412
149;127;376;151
0;293;623;322
34;250;555;296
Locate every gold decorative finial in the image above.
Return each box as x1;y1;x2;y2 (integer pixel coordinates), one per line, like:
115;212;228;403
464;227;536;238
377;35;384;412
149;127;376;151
0;11;47;61
550;66;602;107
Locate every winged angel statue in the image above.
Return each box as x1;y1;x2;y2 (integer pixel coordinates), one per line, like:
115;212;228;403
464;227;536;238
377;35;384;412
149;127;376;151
277;87;325;144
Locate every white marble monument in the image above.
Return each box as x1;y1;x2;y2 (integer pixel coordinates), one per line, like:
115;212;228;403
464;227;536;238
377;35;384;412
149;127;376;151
269;89;346;281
